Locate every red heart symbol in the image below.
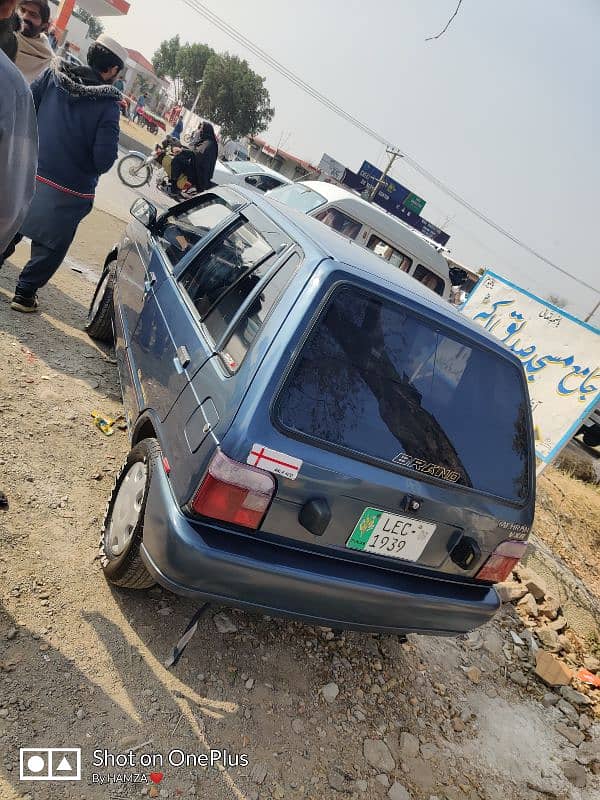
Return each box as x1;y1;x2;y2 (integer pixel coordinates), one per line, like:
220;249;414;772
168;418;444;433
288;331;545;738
150;772;164;784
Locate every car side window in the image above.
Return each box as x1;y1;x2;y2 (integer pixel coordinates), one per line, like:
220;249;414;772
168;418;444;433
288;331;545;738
245;175;284;192
366;234;413;272
157;194;233;267
413;265;446;296
217;252;302;372
178;217;273;320
314;207;362;240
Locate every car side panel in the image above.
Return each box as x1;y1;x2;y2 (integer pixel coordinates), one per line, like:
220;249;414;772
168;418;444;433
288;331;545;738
161;258;321;506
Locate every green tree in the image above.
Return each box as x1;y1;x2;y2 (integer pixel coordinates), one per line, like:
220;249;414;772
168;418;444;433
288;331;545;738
152;35;181;82
198;53;274;139
74;7;104;40
135;76;153;99
176;43;214;106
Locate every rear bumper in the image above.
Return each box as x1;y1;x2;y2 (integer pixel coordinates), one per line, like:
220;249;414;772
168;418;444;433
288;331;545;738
141;465;500;635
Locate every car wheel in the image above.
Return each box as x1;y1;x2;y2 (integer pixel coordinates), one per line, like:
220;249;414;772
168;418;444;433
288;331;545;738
100;438;159;589
582;428;600;448
85;265;115;344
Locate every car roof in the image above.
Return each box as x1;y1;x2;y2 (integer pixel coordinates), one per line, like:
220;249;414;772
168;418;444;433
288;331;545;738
226;185;526;364
215;159;233;173
235;161;291;181
295;180;449;272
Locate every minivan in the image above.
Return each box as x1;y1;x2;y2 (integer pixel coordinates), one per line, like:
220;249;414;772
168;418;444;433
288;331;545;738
267;180;454;299
86;185;535;636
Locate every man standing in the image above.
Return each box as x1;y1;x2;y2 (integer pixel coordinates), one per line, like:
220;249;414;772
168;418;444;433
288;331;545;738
0;0;37;254
133;91;147;123
15;0;52;83
1;33;126;312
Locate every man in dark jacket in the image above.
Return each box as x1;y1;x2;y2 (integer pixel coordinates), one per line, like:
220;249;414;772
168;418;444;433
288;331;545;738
0;33;126;312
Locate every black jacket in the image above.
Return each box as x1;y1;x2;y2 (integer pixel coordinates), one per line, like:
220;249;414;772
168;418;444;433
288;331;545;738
192;122;218;190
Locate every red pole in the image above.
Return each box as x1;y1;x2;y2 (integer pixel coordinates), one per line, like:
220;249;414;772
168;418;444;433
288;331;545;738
54;0;76;44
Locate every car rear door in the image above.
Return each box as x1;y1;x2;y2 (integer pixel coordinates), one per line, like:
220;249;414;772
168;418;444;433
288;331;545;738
156;207;301;505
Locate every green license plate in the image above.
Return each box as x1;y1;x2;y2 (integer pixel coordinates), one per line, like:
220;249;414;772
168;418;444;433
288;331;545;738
346;507;436;562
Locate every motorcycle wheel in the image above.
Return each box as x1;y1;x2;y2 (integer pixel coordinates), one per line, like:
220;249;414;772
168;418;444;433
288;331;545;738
117;154;151;188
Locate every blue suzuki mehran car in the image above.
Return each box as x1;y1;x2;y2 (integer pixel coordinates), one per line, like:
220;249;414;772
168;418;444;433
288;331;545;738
86;185;535;636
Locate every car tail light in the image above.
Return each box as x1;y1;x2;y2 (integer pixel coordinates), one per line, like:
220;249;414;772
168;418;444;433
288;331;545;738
475;540;529;583
191;449;275;530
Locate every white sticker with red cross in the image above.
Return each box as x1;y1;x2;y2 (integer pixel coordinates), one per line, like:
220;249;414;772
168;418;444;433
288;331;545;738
247;444;303;480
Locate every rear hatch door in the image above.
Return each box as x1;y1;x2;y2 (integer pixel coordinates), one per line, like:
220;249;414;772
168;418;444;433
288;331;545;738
221;276;534;578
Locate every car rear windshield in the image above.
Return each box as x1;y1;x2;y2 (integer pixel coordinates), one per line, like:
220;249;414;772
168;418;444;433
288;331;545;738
267;183;327;213
275;286;531;503
228;161;263;175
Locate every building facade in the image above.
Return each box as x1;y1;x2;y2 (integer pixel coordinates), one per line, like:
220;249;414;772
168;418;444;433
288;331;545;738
121;49;169;114
50;0;129;57
249;137;320;181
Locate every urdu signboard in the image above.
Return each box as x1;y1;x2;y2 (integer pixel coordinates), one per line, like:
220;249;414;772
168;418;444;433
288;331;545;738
318;153;346;183
461;271;600;464
341;163;449;246
356;161;427;217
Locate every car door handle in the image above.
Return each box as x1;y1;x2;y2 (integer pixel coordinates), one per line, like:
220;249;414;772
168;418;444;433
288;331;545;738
143;272;156;295
175;345;190;369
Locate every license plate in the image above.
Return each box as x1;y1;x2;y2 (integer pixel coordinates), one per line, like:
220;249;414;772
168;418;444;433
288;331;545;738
346;507;436;562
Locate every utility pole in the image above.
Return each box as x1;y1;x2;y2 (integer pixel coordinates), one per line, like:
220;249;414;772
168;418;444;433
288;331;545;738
190;80;203;116
368;147;403;201
54;0;75;47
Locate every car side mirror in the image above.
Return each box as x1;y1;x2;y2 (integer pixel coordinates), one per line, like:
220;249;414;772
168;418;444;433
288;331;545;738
130;198;157;230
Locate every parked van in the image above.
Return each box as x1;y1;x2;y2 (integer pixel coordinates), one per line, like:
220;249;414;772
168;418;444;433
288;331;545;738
267;180;454;299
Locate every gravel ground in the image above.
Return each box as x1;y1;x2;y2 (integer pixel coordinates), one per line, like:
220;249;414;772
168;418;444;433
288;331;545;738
0;209;598;800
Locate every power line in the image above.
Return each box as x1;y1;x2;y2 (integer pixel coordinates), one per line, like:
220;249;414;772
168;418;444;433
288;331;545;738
178;0;598;296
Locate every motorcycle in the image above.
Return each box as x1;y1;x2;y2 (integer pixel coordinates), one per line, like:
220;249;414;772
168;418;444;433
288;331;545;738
116;138;198;199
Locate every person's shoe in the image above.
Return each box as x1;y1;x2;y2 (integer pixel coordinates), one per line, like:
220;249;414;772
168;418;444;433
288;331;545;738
10;291;38;313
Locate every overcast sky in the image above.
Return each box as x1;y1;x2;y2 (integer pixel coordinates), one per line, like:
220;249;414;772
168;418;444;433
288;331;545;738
104;0;600;322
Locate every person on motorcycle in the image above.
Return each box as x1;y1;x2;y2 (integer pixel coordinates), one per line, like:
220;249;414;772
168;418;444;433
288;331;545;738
169;120;218;196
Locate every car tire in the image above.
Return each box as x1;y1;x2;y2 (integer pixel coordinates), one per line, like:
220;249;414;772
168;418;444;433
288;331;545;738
85;265;115;344
582;428;600;448
100;438;160;590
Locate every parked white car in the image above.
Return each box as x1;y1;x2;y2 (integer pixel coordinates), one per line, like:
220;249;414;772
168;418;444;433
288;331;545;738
212;160;291;193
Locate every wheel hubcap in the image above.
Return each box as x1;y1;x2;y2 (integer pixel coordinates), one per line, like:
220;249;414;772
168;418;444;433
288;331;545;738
107;461;148;556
